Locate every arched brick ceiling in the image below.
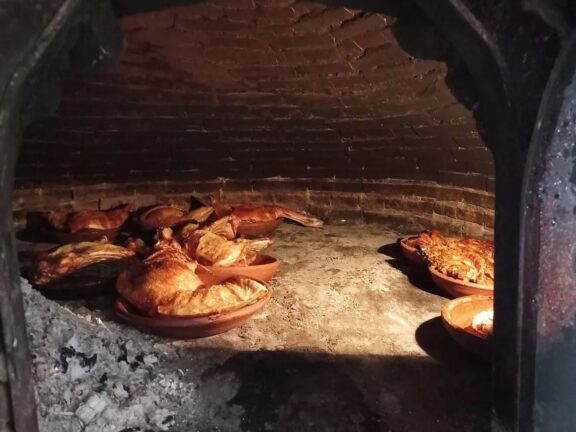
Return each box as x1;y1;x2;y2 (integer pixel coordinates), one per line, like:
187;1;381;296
15;0;495;236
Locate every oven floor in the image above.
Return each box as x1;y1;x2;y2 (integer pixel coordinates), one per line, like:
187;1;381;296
24;223;491;432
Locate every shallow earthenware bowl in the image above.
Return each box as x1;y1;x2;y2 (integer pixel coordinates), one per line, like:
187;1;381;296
114;283;272;339
429;266;493;298
196;254;279;286
237;218;283;236
398;236;426;265
40;227;121;244
441;294;493;360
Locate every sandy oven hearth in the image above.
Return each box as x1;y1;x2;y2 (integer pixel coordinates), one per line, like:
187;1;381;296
25;223;492;432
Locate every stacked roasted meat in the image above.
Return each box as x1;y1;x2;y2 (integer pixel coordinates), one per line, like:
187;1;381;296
26;197;323;320
413;230;494;285
210;197;324;227
31;239;136;286
117;231;268;317
42;205;132;233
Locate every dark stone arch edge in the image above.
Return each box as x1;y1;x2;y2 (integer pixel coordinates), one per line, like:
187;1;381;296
518;29;576;432
407;2;524;431
410;2;566;431
0;1;122;430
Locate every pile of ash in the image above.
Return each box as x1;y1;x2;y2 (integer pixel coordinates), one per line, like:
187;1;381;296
21;278;197;432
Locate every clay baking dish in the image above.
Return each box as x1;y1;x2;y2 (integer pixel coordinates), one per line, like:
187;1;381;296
398;236;426;265
114;284;273;339
441;294;493;360
237;218;283;236
429;266;494;298
196;254;279;286
40;227;121;244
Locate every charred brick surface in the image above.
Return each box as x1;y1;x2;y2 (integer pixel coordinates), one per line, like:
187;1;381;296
15;0;494;233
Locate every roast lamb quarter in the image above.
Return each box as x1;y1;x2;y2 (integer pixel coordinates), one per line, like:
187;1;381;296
138;205;213;230
210;197;323;227
194;232;272;267
31;239;136;285
417;231;494;285
116;235;268;317
175;217;272;266
43;204;131;233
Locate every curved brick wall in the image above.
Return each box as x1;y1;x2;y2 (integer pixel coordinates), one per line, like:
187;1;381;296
14;0;495;237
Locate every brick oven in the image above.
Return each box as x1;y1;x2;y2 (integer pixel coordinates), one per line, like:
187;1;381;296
15;1;496;236
1;0;575;431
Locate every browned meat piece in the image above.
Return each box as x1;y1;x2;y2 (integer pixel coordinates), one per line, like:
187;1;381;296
194;232;272;267
175;216;271;266
117;234;204;316
417;230;494;285
43;205;131;233
31;239;136;285
177;216;240;257
158;277;268;317
116;233;268;317
122;237;153;257
210;197;323;227
138;205;213;230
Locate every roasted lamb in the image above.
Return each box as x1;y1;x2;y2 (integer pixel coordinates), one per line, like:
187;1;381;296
176;217;272;266
157;277;268;317
122;237;153;258
210;197;323;228
43;204;131;233
117;234;204;316
138;205;213;230
417;231;494;285
116;234;268;317
31;239;136;285
194;232;272;267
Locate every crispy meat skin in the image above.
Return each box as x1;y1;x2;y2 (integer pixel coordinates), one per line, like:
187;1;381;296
138;205;213;230
117;237;267;317
176;217;272;266
157;277;268;317
210;197;323;227
123;237;153;257
117;238;203;316
417;231;494;285
178;216;240;257
44;205;131;233
195;232;272;267
32;239;135;285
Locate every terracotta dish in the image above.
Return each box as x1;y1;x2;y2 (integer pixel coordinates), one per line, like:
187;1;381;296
40;227;120;244
114;284;272;339
429;266;493;298
441;295;493;360
399;236;426;265
237;218;283;236
196;254;279;286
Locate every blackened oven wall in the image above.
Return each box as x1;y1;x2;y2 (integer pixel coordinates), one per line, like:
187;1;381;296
14;0;495;237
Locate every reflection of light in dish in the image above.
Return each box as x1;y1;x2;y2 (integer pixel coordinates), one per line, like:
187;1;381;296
471;309;493;339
